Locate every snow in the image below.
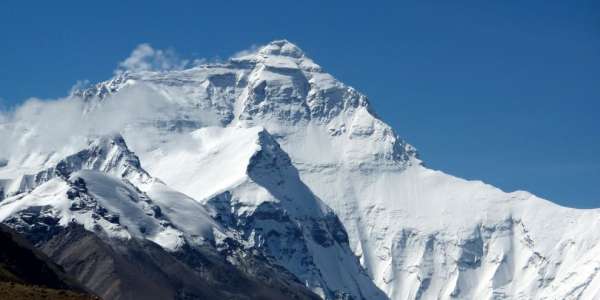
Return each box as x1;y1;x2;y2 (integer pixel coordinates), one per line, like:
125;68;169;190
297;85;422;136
143;179;221;243
0;178;72;225
141;125;262;202
73;170;185;248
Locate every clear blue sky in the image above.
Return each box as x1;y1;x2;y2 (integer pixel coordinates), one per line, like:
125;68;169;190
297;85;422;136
1;1;599;207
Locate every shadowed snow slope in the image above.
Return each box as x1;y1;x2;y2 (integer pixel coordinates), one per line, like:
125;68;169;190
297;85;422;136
1;40;600;300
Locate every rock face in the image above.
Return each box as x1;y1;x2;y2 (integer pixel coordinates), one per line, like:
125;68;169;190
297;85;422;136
1;40;600;299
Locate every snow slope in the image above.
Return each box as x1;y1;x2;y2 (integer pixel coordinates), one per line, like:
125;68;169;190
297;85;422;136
0;135;217;251
141;125;385;298
1;40;600;299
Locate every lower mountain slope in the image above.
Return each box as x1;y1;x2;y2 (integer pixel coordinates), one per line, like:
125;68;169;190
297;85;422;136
0;224;96;300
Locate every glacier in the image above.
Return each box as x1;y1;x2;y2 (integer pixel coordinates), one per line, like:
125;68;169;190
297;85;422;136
1;40;600;299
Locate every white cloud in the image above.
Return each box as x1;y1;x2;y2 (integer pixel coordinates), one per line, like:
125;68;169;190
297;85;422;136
1;85;155;153
231;44;259;58
0;82;221;160
115;43;250;76
116;43;190;74
0;98;7;123
192;57;208;65
0;44;222;160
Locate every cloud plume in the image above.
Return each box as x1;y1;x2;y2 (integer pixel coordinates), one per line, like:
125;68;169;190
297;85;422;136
0;83;219;163
0;43;223;164
115;43;209;74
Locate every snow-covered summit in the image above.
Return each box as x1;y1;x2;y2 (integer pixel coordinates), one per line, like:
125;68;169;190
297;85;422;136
69;40;418;171
232;40;317;69
257;39;305;58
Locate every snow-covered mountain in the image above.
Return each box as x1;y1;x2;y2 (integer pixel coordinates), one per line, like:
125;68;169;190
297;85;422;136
1;40;600;300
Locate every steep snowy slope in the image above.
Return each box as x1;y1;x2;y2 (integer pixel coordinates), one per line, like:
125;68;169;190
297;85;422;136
143;125;386;299
1;40;600;299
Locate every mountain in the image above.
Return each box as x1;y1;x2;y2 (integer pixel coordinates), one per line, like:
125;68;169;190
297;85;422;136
1;40;600;299
0;223;97;300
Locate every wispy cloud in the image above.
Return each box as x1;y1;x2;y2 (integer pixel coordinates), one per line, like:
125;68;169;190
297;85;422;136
230;44;259;59
0;83;219;159
0;97;7;123
115;43;205;74
69;80;92;94
0;43;228;160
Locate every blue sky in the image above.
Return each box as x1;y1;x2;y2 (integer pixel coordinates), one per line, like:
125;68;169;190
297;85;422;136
1;1;599;207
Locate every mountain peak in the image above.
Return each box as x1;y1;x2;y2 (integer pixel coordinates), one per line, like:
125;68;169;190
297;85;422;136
257;39;304;58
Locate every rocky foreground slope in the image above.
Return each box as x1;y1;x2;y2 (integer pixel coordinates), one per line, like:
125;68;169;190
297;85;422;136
1;40;599;299
0;224;97;299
